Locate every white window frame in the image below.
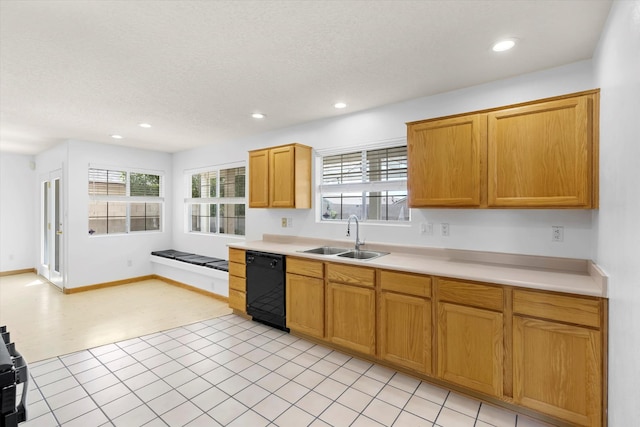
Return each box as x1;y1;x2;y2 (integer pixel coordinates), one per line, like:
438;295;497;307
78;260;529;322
88;165;164;236
316;138;409;224
184;162;246;237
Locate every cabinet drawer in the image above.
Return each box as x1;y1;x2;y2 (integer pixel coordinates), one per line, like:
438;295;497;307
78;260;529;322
327;263;375;287
287;257;323;279
228;289;246;312
380;270;431;297
228;261;246;278
513;289;601;328
438;278;503;311
229;248;246;265
229;275;246;292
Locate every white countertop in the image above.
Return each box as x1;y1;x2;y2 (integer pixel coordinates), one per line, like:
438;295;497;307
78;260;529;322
229;235;607;298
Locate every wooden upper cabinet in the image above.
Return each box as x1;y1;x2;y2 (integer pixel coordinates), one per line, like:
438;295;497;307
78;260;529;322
406;90;599;209
249;143;312;209
487;94;597;208
407;114;484;207
248;149;269;208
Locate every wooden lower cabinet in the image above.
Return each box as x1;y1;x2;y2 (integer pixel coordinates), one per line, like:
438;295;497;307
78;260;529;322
286;273;324;338
437;302;503;396
379;292;431;374
513;316;602;426
228;248;246;313
327;282;376;355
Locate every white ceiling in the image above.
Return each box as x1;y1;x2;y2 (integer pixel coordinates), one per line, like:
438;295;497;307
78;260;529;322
0;0;612;155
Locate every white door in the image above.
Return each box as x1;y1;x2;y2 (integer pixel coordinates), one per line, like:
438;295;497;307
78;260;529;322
40;170;64;289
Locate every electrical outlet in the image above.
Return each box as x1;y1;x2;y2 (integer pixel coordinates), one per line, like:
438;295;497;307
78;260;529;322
281;217;287;228
127;259;133;267
287;218;293;227
552;225;564;242
441;223;450;237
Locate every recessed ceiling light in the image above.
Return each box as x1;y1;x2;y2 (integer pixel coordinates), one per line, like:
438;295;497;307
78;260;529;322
110;134;123;139
252;113;266;119
139;123;152;128
492;39;516;52
334;102;347;109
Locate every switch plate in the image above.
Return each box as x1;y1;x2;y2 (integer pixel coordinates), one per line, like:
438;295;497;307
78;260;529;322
420;223;433;235
441;223;450;237
281;217;287;228
552;225;564;242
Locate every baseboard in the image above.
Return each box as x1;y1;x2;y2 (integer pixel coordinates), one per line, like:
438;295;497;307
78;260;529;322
0;268;36;277
61;274;228;303
63;275;156;294
154;275;229;303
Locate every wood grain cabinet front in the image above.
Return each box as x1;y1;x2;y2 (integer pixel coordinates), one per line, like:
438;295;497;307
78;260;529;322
436;278;504;396
406;90;599;209
407;114;484;207
227;248;246;313
248;143;312;209
487;95;597;208
512;290;604;427
379;270;432;374
286;258;325;338
326;262;376;355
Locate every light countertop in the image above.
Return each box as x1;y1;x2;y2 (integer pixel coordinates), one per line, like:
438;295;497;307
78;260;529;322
228;235;607;298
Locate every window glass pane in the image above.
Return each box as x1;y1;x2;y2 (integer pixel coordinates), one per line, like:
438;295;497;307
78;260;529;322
130;173;160;197
321;192;363;221
89;169;126;195
192;171;216;198
365;191;409;221
89;201;127;234
219;204;245;235
130;202;161;231
220;167;246;197
189;203;216;233
322;152;363;184
366;146;407;182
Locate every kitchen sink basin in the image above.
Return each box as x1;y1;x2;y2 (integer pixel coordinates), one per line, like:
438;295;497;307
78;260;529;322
337;250;389;260
301;246;350;255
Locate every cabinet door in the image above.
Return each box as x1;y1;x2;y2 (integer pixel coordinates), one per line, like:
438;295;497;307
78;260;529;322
327;282;376;355
407;114;483;207
487;96;593;207
228;289;246;312
286;273;324;338
513;316;601;427
380;292;431;374
249;149;269;208
270;145;296;208
437;302;503;396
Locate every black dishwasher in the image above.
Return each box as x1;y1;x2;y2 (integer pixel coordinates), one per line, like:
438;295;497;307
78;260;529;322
245;251;288;331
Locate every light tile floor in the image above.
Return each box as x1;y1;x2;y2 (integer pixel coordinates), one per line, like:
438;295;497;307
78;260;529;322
20;314;555;427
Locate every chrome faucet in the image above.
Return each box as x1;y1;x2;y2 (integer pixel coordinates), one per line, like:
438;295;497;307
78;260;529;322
346;214;364;251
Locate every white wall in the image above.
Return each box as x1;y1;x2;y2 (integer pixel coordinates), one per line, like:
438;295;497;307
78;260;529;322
173;60;597;260
34;140;173;289
593;1;640;424
0;153;36;271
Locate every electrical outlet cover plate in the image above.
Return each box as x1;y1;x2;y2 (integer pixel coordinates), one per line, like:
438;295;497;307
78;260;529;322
441;223;450;237
552;225;564;242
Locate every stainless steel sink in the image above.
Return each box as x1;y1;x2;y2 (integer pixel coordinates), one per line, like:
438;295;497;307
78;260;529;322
301;246;350;255
337;250;389;260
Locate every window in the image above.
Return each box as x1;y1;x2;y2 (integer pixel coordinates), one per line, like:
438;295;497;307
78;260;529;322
320;145;409;222
88;168;163;235
186;166;246;236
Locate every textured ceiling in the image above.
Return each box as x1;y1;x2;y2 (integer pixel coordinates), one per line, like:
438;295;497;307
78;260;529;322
0;0;612;155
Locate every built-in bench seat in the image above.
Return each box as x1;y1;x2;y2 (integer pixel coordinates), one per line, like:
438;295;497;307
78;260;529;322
151;249;229;272
150;249;229;297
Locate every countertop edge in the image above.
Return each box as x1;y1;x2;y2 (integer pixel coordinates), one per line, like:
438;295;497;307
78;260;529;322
228;239;607;298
